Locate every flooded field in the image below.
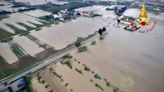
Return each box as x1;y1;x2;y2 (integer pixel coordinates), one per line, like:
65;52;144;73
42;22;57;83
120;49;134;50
0;13;42;33
0;4;164;92
31;16;107;50
29;5;116;50
23;9;52;18
29;5;164;92
123;8;164;21
70;21;164;92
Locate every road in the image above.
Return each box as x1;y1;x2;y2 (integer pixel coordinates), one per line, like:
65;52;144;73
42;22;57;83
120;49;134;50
0;32;98;91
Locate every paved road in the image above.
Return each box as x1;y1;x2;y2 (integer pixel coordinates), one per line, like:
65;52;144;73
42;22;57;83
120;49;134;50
0;33;98;91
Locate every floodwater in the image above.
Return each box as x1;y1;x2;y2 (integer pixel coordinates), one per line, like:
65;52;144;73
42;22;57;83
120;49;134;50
123;8;164;21
73;6;164;92
31;5;164;92
72;19;164;92
23;9;52;18
31;16;107;49
29;6;115;50
31;77;48;92
55;62;103;92
0;4;164;92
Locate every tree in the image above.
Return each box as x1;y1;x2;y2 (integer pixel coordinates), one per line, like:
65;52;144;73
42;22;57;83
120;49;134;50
75;37;83;48
98;27;106;36
102;27;106;32
75;41;81;48
98;28;103;36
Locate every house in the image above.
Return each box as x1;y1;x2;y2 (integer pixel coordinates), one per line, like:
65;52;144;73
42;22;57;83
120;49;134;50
53;14;60;19
58;9;77;20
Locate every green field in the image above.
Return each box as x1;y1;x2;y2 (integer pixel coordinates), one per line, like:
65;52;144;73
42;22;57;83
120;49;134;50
0;28;13;41
17;22;35;31
0;56;18;79
5;23;26;34
0;55;37;80
39;16;61;24
9;42;26;58
0;21;50;41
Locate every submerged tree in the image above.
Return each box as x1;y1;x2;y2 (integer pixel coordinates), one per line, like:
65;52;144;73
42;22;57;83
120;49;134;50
98;28;103;36
75;41;81;48
102;27;106;32
75;37;83;48
98;27;107;36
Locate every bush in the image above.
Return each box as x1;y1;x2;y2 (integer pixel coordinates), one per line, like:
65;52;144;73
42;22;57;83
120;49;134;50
104;78;111;87
65;83;69;87
84;65;90;72
90;79;93;82
45;84;49;88
53;72;64;82
106;82;111;87
74;37;83;48
75;68;83;75
49;68;53;71
62;54;72;59
78;46;88;52
75;42;81;48
91;41;96;45
76;37;83;42
24;76;32;92
91;14;102;17
95;83;104;91
0;37;13;42
113;87;120;92
37;76;42;81
94;74;101;80
63;60;73;69
41;80;45;84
